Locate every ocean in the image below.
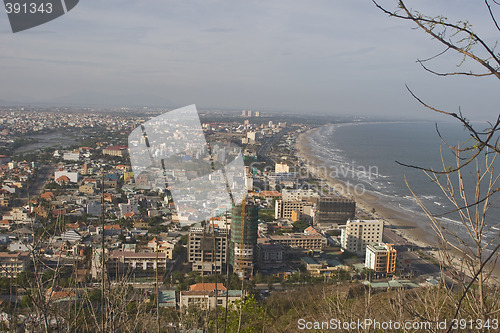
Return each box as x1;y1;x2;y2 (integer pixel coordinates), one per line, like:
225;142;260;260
305;121;500;252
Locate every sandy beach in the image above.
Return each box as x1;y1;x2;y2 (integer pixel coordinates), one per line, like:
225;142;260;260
294;126;500;285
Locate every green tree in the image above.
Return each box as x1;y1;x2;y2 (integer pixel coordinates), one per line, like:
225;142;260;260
292;219;310;232
212;295;270;333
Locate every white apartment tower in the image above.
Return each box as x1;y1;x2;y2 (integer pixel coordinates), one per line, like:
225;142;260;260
340;219;384;255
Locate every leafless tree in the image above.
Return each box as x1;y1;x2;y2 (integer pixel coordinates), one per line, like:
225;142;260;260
374;0;500;330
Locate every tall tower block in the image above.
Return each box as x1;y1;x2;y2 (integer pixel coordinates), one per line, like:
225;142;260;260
230;202;258;279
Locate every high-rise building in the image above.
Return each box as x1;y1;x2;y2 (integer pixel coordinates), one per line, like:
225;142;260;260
315;197;355;226
340;219;384;255
188;225;229;274
365;243;397;275
230;202;258;278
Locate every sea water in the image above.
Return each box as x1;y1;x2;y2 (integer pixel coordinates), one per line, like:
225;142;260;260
305;121;500;252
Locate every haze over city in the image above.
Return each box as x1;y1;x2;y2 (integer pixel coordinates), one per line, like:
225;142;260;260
0;0;498;120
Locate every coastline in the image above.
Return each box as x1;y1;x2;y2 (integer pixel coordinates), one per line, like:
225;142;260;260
294;125;500;284
295;126;438;247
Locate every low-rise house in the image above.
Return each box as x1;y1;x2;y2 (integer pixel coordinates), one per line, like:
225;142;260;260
55;175;71;185
301;256;349;277
104;224;122;236
86;201;102;216
60;229;83;243
4;208;30;223
66;221;87;231
129;228;148;237
159;290;177;308
179;283;244;311
8;240;31;252
33;205;49;218
79;184;96;195
133;220;149;229
0;220;11;230
45;287;78;303
40;192;55;201
147;238;174;259
54;170;79;183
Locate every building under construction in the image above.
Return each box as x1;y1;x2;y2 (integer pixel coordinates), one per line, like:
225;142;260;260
315;196;355;226
230;201;258;279
188;225;229;275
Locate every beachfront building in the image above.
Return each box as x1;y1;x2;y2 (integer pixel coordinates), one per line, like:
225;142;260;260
340;219;384;256
365;243;397;276
314;196;355;226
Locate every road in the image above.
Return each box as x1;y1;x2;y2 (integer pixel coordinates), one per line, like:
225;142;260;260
403;251;441;276
257;130;288;165
20;165;54;203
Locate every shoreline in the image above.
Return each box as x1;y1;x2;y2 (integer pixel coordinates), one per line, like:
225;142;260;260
294;125;500;285
295;126;438;247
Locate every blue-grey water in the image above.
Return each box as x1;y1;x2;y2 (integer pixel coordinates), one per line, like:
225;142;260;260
306;121;500;252
14;132;78;154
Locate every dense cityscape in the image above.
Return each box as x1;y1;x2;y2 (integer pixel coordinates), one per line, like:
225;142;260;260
0;106;457;331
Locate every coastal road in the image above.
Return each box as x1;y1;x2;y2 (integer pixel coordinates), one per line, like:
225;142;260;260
257;130;288;165
402;250;441;276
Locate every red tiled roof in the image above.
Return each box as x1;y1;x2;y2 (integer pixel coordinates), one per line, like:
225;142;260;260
40;192;54;199
104;224;121;230
260;191;281;197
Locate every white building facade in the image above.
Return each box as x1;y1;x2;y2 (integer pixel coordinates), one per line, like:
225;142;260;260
340;219;384;255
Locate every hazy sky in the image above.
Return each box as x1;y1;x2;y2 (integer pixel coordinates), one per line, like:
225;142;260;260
0;0;498;120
